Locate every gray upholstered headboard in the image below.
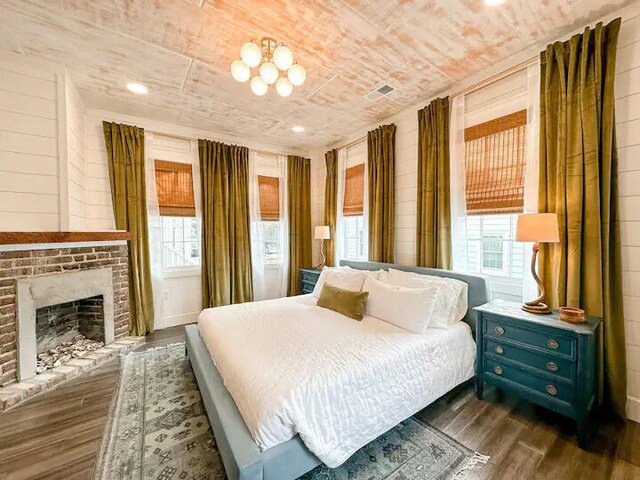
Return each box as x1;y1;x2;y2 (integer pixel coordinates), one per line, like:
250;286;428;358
340;260;491;335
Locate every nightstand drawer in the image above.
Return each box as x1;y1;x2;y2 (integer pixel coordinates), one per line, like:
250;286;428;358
484;315;576;358
485;338;574;381
301;280;316;294
484;357;574;404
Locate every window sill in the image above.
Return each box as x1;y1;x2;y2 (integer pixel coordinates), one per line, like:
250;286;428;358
163;266;201;279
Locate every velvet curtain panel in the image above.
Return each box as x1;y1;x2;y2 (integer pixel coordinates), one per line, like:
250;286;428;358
102;122;154;336
287;155;312;295
198;139;253;307
416;98;452;269
538;18;626;416
324;149;338;267
367;124;396;263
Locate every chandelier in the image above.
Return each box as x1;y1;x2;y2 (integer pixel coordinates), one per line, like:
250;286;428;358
230;37;306;97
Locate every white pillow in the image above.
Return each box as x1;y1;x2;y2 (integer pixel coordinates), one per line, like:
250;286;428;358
312;267;367;298
361;277;439;334
386;269;468;327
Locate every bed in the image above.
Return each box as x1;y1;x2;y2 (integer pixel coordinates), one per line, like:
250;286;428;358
185;260;490;480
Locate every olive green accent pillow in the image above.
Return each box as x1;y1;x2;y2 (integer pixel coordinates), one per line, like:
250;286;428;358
316;283;369;320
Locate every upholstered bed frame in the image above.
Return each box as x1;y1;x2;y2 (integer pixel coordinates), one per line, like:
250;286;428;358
185;261;490;480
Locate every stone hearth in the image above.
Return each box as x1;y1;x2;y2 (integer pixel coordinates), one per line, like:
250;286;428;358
0;244;130;387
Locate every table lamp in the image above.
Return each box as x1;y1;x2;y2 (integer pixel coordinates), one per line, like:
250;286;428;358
315;226;331;270
516;213;559;314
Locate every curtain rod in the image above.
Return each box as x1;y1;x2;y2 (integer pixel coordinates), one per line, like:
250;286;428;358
337;136;367;152
449;55;538;99
147;129;297;158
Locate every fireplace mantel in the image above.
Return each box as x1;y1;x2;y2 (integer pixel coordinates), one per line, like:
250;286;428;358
0;231;131;252
0;231;131;245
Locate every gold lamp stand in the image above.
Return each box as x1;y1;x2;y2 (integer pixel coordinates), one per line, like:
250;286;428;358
522;242;551;314
516;213;559;315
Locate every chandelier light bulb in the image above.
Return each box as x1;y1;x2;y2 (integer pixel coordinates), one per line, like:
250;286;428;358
288;64;306;86
250;76;268;96
273;45;294;70
259;62;279;85
230;60;251;82
276;77;293;97
240;41;262;68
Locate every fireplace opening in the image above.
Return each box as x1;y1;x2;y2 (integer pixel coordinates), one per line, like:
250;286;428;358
35;295;105;374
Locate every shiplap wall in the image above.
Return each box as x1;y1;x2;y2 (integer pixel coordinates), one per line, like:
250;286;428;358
0;52;60;230
65;77;87;230
312;6;640;421
0;51;87;231
615;12;640;422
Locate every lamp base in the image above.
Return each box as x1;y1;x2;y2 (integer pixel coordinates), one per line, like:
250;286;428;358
522;302;551;314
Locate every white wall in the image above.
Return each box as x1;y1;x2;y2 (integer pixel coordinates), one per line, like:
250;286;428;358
0;50;87;232
65;76;87;230
0;51;60;230
311;4;640;421
615;11;640;423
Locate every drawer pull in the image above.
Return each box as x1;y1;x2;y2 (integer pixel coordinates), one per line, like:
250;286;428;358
546;385;558;396
546;362;558;372
493;366;503;375
546;339;559;350
494;326;505;335
494;345;504;355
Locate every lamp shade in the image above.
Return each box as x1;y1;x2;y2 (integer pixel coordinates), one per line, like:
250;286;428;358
516;213;559;243
314;225;330;240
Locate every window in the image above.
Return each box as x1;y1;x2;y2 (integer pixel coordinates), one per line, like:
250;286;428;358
461;110;528;299
161;216;201;268
482;236;504;270
340;142;367;261
154;160;200;269
465;214;523;279
261;221;281;262
258;175;282;262
344;215;366;260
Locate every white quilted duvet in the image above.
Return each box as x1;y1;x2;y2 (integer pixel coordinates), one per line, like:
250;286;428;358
197;294;476;468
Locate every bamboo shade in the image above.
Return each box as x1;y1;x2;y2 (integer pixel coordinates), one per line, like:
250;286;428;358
464;110;526;215
258;175;279;220
154;160;196;217
343;163;364;216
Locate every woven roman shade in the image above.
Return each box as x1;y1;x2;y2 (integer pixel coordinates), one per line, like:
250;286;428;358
464;110;526;215
258;175;279;220
343;163;364;216
154;160;196;217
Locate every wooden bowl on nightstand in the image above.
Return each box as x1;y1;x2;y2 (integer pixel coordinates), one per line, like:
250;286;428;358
559;307;586;324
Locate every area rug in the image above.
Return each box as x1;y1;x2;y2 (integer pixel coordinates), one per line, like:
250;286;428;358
93;344;488;480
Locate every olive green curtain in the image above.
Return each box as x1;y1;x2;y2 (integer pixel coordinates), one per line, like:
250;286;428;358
287;155;312;295
538;18;626;417
102;122;154;336
323;149;338;267
367;124;396;263
198;139;253;308
417;98;452;269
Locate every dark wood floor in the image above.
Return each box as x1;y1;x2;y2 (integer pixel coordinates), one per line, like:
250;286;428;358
0;325;638;480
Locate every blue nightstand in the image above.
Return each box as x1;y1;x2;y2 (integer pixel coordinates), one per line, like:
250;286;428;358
474;299;601;448
299;268;321;294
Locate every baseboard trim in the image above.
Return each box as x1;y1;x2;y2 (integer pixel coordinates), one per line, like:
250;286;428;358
627;396;640;423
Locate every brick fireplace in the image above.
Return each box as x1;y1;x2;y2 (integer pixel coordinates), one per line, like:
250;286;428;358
0;236;131;387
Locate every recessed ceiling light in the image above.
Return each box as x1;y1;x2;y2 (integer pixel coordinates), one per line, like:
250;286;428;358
292;126;305;133
126;82;148;94
484;0;506;5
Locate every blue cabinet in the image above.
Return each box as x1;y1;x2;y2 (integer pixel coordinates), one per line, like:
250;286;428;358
474;299;601;448
299;268;321;294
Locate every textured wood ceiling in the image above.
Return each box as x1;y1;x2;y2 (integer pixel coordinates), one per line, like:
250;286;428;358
0;0;631;149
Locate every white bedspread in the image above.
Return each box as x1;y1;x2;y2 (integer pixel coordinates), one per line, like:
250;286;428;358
197;294;476;468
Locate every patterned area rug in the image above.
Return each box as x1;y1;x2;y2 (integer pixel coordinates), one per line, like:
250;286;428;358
93;344;488;480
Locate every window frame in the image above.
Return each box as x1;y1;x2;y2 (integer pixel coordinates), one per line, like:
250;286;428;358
160;215;202;274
